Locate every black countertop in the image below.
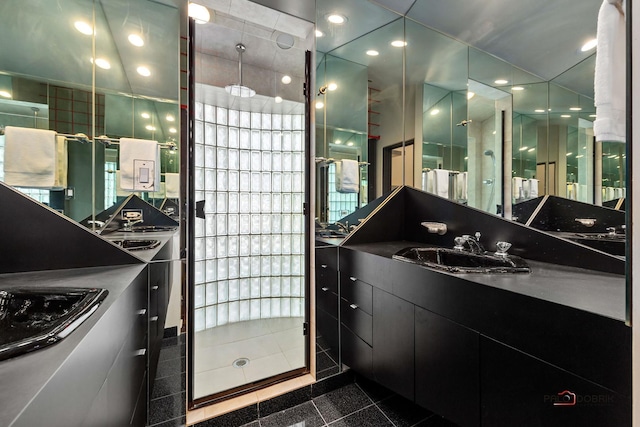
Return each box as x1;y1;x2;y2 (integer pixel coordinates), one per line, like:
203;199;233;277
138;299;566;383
0;264;147;427
344;240;626;322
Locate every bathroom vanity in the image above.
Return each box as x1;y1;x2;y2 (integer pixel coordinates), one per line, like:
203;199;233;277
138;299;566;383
317;187;630;427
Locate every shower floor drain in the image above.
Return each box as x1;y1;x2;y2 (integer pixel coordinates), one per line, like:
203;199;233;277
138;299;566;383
232;357;250;368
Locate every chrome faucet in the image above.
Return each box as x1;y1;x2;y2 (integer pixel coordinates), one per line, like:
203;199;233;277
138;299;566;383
123;219;143;231
454;232;486;255
334;221;351;233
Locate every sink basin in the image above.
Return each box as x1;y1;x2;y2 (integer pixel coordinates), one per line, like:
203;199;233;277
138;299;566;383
315;229;348;238
393;247;530;274
0;287;108;361
118;225;177;233
111;239;161;251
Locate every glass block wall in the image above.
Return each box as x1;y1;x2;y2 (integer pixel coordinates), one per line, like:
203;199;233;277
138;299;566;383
327;163;359;223
193;102;306;331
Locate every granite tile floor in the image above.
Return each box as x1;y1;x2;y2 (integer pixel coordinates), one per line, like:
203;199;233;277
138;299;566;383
149;333;460;427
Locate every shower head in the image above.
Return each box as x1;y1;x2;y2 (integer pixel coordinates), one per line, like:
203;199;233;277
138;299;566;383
456;119;472;127
225;43;256;98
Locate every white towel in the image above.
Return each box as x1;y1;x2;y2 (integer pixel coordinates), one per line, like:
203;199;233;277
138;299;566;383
512;177;523;200
567;183;576;200
433;169;449;198
426;170;436;194
335;159;359;193
421;171;429;192
522;179;531;199
115;170;132;197
593;0;626;142
53;135;68;190
529;179;539;198
165;173;180;198
150;182;167;199
614;187;623;198
119;138;160;192
456;172;468;200
3;126;57;188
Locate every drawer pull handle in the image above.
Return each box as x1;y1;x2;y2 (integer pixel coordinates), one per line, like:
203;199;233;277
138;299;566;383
152;285;159;290
137;309;147;316
321;287;329;291
134;349;147;357
350;304;358;310
150;316;159;322
321;264;328;269
349;276;357;282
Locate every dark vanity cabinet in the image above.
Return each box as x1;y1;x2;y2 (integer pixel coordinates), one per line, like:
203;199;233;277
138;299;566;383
339;272;373;377
315;245;340;361
415;307;479;427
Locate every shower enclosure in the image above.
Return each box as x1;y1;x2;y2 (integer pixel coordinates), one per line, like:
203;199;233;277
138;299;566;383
187;3;314;407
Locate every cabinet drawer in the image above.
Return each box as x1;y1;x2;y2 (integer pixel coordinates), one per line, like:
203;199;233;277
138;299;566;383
316;246;338;270
341;325;372;378
317;285;338;316
317;267;338;294
340;272;372;315
341;298;372;346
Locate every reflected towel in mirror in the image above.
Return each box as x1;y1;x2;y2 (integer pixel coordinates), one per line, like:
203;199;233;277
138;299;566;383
3;126;57;188
335;159;359;193
433;169;449;198
165;173;180;198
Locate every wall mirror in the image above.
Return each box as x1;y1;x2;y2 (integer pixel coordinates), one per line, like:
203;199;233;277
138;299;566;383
0;0;180;244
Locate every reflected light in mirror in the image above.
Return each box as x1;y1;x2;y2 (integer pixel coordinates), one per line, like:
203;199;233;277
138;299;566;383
275;96;283;103
141;112;150;119
166;114;175;121
528;148;536;152
74;21;93;35
91;58;111;70
519;146;529;151
169;127;177;133
535;109;545;113
590;114;597;118
137;66;151;77
561;114;571;118
128;34;144;47
430;109;440;116
391;40;407;47
335;139;342;144
146;125;156;131
0;91;11;98
316;101;324;109
281;75;292;84
566;152;573;156
189;3;211;24
467;92;475;99
581;38;597;52
570;107;582;111
366;50;379;56
315;30;324;37
326;14;346;24
347;142;354;146
512;86;524;91
327;83;338;91
494;79;508;85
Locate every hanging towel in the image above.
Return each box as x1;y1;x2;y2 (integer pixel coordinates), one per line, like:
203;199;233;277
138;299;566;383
426;170;436;194
119;138;160;192
3;126;57;188
421;171;429;192
593;0;626;142
522;179;531;199
115;170;132;197
433;169;449;198
512;177;523;200
165;173;180;198
456;172;468;200
529;179;539;198
335;159;359;193
150;182;167;199
53;135;68;190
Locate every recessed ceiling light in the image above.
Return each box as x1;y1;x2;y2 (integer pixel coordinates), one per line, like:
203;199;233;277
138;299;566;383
519;146;528;151
581;38;597;52
464;157;468;160
430;109;440;116
391;40;407;47
335;139;342;144
366;50;379;56
566;152;573;156
141;112;150;119
327;83;338;91
492;131;496;135
347;142;354;146
467;92;475;99
326;14;346;24
128;34;144;47
534;109;545;113
315;30;324;37
166;114;175;122
275;96;283;103
561;114;571;118
74;21;93;35
281;75;292;84
137;66;151;77
608;154;617;158
316;101;324;109
169;127;177;133
576;154;584;158
569;107;582;111
494;79;508;85
146;125;156;131
188;3;210;24
92;58;111;70
589;114;597;118
528;148;535;152
0;91;11;98
512;86;524;91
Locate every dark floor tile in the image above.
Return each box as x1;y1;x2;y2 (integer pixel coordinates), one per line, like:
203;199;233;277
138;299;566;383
148;392;185;425
414;414;460;427
156;356;186;378
317;365;341;380
158;343;186;362
328;405;393;427
376;395;433;427
151;372;186;400
317;350;339;372
194;404;258;427
162;336;180;347
354;375;394;403
313;383;373;423
259;384;312;418
151;415;186;427
260;401;325;427
311;370;355;398
164;326;179;338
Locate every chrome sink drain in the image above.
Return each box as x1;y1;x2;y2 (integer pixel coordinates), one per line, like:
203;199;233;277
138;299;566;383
232;357;250;368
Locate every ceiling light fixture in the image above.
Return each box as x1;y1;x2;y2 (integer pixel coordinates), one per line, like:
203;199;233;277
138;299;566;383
569;107;582;111
225;43;256;98
528;148;535;152
316;101;324;109
335;139;342;144
141;113;150;119
327;83;338;91
512;86;524;91
589;114;597;118
391;40;407;47
281;75;292;85
366;50;379;56
534;109;545;113
347;142;354;146
169;127;177;133
128;34;144;47
188;3;210;24
430;109;440;116
467;92;475;100
315;30;324;37
327;14;346;24
74;21;93;35
519;146;528;151
166;114;175;122
494;79;508;85
581;38;597;52
0;91;11;98
561;114;571;118
137;66;151;77
275;96;283;104
146;125;156;131
92;58;111;70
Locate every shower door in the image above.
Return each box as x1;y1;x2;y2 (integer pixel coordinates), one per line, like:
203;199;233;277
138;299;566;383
187;4;314;407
